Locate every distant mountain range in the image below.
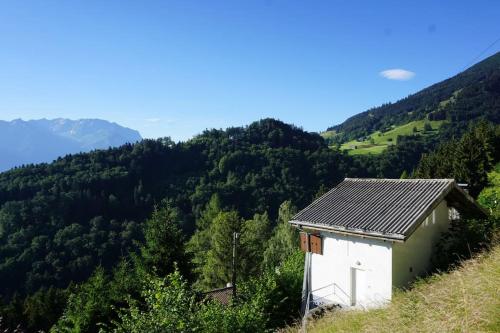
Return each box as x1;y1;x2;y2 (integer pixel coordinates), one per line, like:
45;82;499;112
0;118;142;171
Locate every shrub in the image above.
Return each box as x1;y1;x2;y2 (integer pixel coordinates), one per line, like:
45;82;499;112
433;216;499;270
105;250;304;333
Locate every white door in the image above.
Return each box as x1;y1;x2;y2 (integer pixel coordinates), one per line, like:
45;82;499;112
350;268;367;306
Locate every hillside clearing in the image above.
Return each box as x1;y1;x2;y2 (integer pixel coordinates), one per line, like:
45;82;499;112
332;120;445;155
287;242;500;333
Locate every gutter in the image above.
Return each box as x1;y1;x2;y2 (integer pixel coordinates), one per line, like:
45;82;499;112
289;220;406;242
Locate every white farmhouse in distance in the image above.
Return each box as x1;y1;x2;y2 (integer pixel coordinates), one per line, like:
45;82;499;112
289;178;487;310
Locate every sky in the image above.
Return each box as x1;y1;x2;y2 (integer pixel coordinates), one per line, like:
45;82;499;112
0;1;499;141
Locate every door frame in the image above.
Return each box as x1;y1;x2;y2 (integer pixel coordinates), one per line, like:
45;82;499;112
350;267;366;306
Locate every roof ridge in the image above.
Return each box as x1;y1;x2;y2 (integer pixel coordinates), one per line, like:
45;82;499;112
204;286;234;293
344;178;455;182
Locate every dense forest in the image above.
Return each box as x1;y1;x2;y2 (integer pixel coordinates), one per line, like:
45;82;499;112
0;119;352;331
0;117;498;332
0;54;500;332
0;119;348;295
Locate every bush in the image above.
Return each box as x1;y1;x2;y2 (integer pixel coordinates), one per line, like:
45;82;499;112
105;250;304;333
105;270;267;333
52;260;141;333
107;271;200;333
433;216;499;270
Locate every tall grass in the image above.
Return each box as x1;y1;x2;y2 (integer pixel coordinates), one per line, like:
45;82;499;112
286;243;500;332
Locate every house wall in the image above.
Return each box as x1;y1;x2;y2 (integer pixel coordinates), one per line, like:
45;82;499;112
310;232;392;309
392;200;451;288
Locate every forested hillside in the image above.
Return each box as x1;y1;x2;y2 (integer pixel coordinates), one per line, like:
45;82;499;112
0;117;498;332
327;52;500;144
0;119;347;299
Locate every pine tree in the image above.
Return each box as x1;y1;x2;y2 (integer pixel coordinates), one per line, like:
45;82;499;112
414;121;499;197
262;201;298;271
453;121;496;197
139;200;186;277
202;211;242;289
186;195;223;286
240;212;271;277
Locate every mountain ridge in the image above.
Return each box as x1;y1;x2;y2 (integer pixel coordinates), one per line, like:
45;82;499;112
326;52;500;145
0;118;142;171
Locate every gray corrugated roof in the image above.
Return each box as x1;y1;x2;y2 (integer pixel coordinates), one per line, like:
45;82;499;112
290;178;487;241
204;286;233;305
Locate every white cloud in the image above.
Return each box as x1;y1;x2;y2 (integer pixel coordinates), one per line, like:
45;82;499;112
145;118;161;123
379;69;415;81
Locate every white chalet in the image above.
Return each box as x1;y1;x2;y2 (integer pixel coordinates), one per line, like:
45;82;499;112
289;178;487;310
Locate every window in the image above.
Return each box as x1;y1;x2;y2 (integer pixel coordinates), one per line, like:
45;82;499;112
448;207;460;220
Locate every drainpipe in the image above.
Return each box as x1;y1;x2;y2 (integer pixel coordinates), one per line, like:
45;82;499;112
301;251;312;331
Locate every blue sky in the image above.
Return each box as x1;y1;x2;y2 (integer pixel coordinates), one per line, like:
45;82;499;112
0;1;499;140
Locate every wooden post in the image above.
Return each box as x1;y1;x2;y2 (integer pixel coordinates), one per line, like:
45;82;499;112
232;232;239;299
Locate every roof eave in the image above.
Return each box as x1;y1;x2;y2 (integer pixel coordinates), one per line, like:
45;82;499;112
289;220;406;242
449;183;489;217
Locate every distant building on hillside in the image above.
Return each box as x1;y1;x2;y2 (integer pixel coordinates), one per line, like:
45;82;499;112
289;178;487;311
203;285;234;305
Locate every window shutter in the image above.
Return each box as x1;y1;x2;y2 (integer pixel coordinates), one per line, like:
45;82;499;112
310;234;322;255
299;232;310;252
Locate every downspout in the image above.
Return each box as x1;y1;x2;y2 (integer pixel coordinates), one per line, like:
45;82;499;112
301;251;312;331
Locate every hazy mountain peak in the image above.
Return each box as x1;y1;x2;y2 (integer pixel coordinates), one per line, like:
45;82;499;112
0;118;142;171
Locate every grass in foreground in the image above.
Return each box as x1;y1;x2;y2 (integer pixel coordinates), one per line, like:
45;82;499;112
287;243;500;333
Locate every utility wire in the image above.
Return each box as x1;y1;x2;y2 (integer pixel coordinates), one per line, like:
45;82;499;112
462;36;500;71
459;35;500;122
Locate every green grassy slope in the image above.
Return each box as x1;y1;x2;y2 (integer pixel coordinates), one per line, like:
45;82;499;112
321;53;500;157
287;242;500;332
322;120;445;155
